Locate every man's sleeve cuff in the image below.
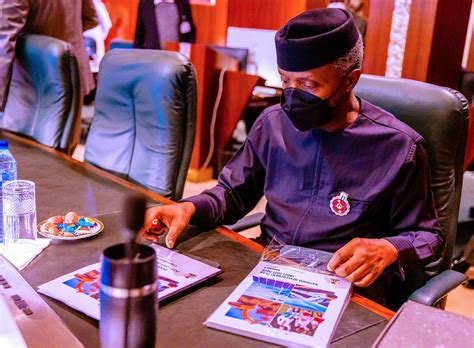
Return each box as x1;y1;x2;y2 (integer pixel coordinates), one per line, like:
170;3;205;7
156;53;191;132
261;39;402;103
384;236;416;282
180;195;213;227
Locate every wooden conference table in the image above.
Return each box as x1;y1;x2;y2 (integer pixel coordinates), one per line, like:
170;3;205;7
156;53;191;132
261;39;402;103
5;131;394;347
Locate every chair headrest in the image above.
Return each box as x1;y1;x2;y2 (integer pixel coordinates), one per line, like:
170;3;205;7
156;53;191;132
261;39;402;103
85;49;197;200
1;34;80;151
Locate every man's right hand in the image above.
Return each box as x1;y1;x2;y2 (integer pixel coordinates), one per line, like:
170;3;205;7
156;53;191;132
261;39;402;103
140;202;196;249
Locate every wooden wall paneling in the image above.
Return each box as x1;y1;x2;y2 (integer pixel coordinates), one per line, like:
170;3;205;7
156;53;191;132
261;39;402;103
362;0;394;75
102;0;139;47
467;12;474;71
214;72;264;167
191;0;229;45
189;45;219;169
306;0;327;10
166;43;239;173
401;0;438;82
166;43;209;170
361;0;371;18
190;46;240;171
305;1;371;18
466;1;474;71
227;0;307;30
403;0;471;89
426;0;471;89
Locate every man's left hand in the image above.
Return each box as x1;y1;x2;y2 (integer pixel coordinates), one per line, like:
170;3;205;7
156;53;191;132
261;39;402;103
327;238;398;287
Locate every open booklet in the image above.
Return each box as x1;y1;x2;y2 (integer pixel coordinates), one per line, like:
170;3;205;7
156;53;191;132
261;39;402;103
205;243;352;348
37;244;221;320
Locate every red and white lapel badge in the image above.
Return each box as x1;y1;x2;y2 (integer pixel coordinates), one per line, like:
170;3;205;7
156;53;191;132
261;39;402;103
330;191;350;216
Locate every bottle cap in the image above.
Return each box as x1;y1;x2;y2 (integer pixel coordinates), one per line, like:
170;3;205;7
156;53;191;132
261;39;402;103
0;140;8;150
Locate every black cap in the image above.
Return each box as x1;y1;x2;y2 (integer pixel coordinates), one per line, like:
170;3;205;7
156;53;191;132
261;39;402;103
275;8;359;72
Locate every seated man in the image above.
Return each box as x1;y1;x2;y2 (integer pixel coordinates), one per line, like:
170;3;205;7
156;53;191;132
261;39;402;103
141;8;440;310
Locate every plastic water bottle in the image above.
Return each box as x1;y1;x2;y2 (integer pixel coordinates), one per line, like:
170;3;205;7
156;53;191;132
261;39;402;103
0;140;18;244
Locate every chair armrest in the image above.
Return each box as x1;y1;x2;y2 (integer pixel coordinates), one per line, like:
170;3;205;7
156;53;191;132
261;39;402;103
223;213;265;232
408;270;468;307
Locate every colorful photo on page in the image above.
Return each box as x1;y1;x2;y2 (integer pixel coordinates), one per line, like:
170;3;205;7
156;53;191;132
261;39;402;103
225;294;282;325
63;270;184;299
225;276;296;325
268;285;338;336
63;269;101;300
269;304;325;336
245;275;295;301
285;285;338;312
225;275;339;335
158;275;180;292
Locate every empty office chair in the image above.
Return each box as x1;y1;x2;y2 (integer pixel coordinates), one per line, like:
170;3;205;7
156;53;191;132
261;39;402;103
1;35;81;154
85;49;197;201
230;74;469;308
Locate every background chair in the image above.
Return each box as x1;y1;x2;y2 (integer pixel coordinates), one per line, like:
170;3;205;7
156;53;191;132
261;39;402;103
84;49;197;201
0;35;81;154
109;39;134;51
230;74;469;307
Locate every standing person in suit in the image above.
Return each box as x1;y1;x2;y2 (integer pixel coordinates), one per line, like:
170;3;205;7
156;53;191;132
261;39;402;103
0;0;98;111
134;0;195;50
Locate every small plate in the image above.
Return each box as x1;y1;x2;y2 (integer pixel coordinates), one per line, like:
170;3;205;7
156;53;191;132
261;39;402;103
37;216;104;240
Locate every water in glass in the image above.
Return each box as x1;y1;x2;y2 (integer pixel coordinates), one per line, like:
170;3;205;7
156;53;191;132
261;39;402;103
3;180;37;249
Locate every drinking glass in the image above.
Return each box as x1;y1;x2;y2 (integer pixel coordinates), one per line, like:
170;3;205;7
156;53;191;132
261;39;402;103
3;180;37;249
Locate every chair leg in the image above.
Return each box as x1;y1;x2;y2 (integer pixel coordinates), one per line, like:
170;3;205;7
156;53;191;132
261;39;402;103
435;296;447;309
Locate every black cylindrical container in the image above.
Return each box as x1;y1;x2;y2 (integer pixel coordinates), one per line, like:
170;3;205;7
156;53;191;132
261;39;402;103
100;243;157;348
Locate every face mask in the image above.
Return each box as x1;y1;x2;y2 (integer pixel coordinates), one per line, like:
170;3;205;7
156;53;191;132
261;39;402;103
280;75;348;132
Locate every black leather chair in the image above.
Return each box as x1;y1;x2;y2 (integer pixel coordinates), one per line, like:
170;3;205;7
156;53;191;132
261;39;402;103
354;74;469;307
84;49;197;201
0;35;81;154
229;74;470;307
109;40;134;51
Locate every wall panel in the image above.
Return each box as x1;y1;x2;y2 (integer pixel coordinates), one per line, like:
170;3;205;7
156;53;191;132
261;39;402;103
362;0;394;75
401;0;438;82
427;0;471;88
192;0;228;45
402;0;471;89
306;0;327;10
227;0;307;30
102;0;138;46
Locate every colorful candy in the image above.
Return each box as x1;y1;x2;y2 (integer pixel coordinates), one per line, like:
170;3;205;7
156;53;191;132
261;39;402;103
47;216;64;224
64;212;79;224
41;222;60;236
41;212;96;237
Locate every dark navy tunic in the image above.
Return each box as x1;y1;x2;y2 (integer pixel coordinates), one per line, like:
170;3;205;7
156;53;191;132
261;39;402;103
184;98;440;307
